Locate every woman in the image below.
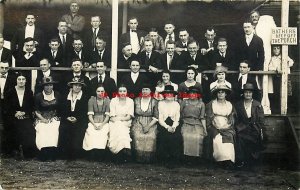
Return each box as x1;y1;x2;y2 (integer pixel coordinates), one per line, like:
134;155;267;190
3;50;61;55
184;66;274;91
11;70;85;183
180;86;206;161
82;84;110;161
210;66;231;91
154;70;178;100
235;83;265;168
34;76;62;161
178;67;203;100
157;85;181;168
205;84;236;168
60;77;88;160
5;73;36;159
108;84;134;163
131;83;158;163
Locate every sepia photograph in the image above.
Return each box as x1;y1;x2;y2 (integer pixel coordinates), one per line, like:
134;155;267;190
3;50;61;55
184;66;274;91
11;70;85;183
0;0;299;189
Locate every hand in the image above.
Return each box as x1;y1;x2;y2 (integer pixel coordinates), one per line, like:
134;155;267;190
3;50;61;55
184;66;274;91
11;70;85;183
149;66;158;73
190;64;198;69
202;74;208;81
84;62;89;68
204;129;208;136
143;125;150;134
67;117;77;123
200;48;207;55
40;118;49;123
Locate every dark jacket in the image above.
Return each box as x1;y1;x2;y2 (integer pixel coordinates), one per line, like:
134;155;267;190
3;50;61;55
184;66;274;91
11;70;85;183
89;74;117;99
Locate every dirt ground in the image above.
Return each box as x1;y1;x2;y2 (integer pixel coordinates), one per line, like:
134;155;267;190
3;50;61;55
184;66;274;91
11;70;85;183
0;157;299;190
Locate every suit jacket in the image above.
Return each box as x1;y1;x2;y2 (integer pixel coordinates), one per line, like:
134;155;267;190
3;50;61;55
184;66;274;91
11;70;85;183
120;29;146;46
67;49;90;67
89;74;117;99
199;39;218;50
179;51;209;71
121;73;149;98
1;71;17;100
237;34;264;71
117;53;137;69
209;50;237;71
14;51;40;67
35;70;62;94
230;73;261;102
0;48;12;66
90;49;111;68
11;26;44;53
43;48;65;67
83;27;108;52
175;40;188;55
64;72;91;98
138;50;162;70
55;33;74;59
161;52;181;70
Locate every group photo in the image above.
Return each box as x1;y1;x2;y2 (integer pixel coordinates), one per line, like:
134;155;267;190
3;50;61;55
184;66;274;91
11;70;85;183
0;0;299;189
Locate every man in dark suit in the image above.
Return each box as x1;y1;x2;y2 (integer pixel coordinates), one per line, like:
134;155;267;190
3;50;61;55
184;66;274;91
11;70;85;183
90;37;111;68
121;59;149;98
175;28;190;55
120;17;146;54
83;16;108;53
55;20;74;65
64;58;91;97
0;37;12;66
43;38;65;67
138;39;162;86
14;37;40;67
209;38;237;71
163;21;176;46
34;58;62;94
117;43;137;84
89;61;117;99
11;13;44;54
230;60;261;102
199;26;218;57
161;41;182;84
67;38;90;68
237;19;264;71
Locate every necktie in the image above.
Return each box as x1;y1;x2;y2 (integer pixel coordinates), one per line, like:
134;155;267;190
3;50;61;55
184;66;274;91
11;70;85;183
146;53;150;59
62;35;66;50
0;74;6;78
209;41;213;48
222;53;225;58
238;75;243;88
99;51;102;60
92;28;97;49
27;52;31;58
52;51;56;59
168;55;173;69
168;34;172;42
131;30;137;32
99;75;102;83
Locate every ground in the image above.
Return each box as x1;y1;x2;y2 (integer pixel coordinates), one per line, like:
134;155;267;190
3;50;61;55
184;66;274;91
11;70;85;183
0;158;299;190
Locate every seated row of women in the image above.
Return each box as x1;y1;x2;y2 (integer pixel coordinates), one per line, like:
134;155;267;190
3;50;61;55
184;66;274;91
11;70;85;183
4;73;265;169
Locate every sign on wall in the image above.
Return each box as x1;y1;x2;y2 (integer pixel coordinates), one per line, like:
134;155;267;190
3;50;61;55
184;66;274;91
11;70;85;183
271;27;297;45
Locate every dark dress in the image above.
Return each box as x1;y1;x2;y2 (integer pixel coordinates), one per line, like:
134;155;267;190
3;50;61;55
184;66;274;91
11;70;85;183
5;87;36;158
235;99;265;165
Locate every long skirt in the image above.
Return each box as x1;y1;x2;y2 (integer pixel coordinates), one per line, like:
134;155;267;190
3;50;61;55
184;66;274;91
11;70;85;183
83;122;109;150
108;120;132;154
35;119;60;150
181;123;205;157
213;134;235;162
131;116;157;162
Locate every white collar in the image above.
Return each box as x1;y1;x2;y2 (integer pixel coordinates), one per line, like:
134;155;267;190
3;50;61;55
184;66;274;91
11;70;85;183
43;70;51;77
131;72;139;77
67;90;83;101
98;73;106;79
42;90;55;101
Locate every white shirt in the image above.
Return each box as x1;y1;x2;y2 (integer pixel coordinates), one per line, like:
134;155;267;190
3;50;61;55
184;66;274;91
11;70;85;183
166;54;173;70
0;73;8;99
130;30;140;54
0;48;3;60
59;34;67;44
131;72;139;84
67;90;83;112
42;90;55;101
51;50;57;58
98;49;105;59
238;73;248;88
219;51;226;57
43;70;51;77
25;25;35;39
76;50;82;59
245;33;254;46
93;27;99;36
244;100;253;118
98;73;106;82
165;33;175;45
146;51;152;59
16;87;25;107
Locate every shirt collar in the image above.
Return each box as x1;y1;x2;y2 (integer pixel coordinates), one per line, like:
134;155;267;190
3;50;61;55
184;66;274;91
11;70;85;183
98;73;106;79
43;70;51;77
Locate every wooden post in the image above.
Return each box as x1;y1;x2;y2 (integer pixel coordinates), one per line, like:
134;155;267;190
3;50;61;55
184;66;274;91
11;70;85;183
110;0;119;82
280;0;289;115
122;0;128;34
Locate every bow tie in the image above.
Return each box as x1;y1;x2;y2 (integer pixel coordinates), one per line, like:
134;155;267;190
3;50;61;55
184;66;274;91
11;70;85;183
131;30;137;32
0;75;6;78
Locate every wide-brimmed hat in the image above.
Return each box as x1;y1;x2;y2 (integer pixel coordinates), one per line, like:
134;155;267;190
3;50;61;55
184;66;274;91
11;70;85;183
213;66;228;78
161;85;178;95
211;84;231;95
241;83;256;92
67;77;86;87
41;76;58;86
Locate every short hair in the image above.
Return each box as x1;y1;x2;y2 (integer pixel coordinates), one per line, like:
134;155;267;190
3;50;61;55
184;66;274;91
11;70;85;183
72;58;83;64
166;40;176;46
128;16;138;22
240;60;252;68
24;37;35;43
250;10;260;16
49;38;60;44
217;37;227;44
73;37;83;43
187;39;199;47
149;28;158;33
96;36;106;42
40;58;50;64
178;28;188;33
185;66;198;79
243;18;252;24
144;38;153;44
25;13;35;17
96;61;106;66
91;16;101;21
130;59;140;65
121;42;131;49
206;26;216;33
161;69;172;80
164;20;175;26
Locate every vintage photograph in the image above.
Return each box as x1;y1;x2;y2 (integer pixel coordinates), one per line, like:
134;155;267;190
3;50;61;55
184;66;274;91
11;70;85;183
0;0;299;189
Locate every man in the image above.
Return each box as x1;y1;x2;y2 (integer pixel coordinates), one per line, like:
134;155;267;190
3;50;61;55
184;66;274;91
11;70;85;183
64;58;91;97
14;37;40;67
43;38;65;67
161;41;181;84
250;10;260;31
120;17;146;54
90;37;111;68
138;39;161;85
11;13;44;53
237;19;264;71
0;36;12;65
121;59;149;98
89;61;117;99
230;60;261;102
142;28;165;54
84;16;107;53
61;2;85;38
210;38;237;71
35;58;61;94
55;20;74;59
118;43;137;69
175;28;190;55
199;27;218;56
67;38;90;68
163;21;176;46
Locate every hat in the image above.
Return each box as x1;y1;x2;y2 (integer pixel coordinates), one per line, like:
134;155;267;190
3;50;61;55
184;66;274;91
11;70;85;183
211;84;231;95
141;83;153;91
41;76;57;86
186;86;201;94
161;85;178;95
242;83;256;92
214;66;228;78
67;77;86;87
